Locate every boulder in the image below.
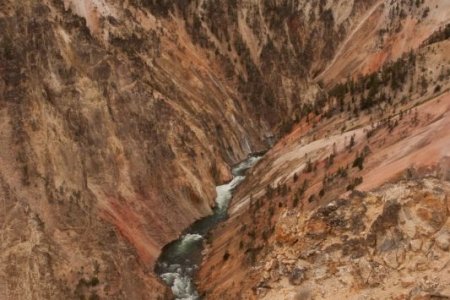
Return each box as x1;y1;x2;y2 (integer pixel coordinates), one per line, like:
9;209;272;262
435;232;450;251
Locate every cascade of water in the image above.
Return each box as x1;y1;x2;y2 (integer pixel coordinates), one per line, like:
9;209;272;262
155;155;261;299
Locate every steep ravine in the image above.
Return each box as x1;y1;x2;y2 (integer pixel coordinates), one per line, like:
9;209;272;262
1;0;447;299
155;155;262;299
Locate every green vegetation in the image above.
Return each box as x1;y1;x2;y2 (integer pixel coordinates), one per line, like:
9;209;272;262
424;24;450;46
328;51;419;119
223;251;230;261
304;159;316;173
346;177;363;191
352;152;365;171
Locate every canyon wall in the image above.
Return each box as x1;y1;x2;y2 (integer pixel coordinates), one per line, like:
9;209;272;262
0;0;263;298
0;0;447;299
197;0;450;297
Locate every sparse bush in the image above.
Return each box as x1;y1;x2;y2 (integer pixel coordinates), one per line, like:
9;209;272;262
352;153;365;170
304;159;313;173
266;185;275;198
422;7;430;18
346;177;363;191
89;277;99;287
223;251;230;261
319;188;325;198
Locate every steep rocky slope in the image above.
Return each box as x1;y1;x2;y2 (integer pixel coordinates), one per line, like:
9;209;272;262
315;0;450;86
0;0;266;298
201;176;450;299
0;0;359;298
197;5;450;299
0;0;448;299
263;178;450;299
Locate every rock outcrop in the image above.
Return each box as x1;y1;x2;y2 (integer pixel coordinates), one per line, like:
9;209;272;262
258;178;450;299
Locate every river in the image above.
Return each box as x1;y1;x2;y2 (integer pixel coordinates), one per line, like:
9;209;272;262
155;155;262;300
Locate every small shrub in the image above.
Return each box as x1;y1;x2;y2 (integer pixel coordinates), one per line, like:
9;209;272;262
223;251;230;261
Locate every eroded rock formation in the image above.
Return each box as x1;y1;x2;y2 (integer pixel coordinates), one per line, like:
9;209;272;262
0;0;449;299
